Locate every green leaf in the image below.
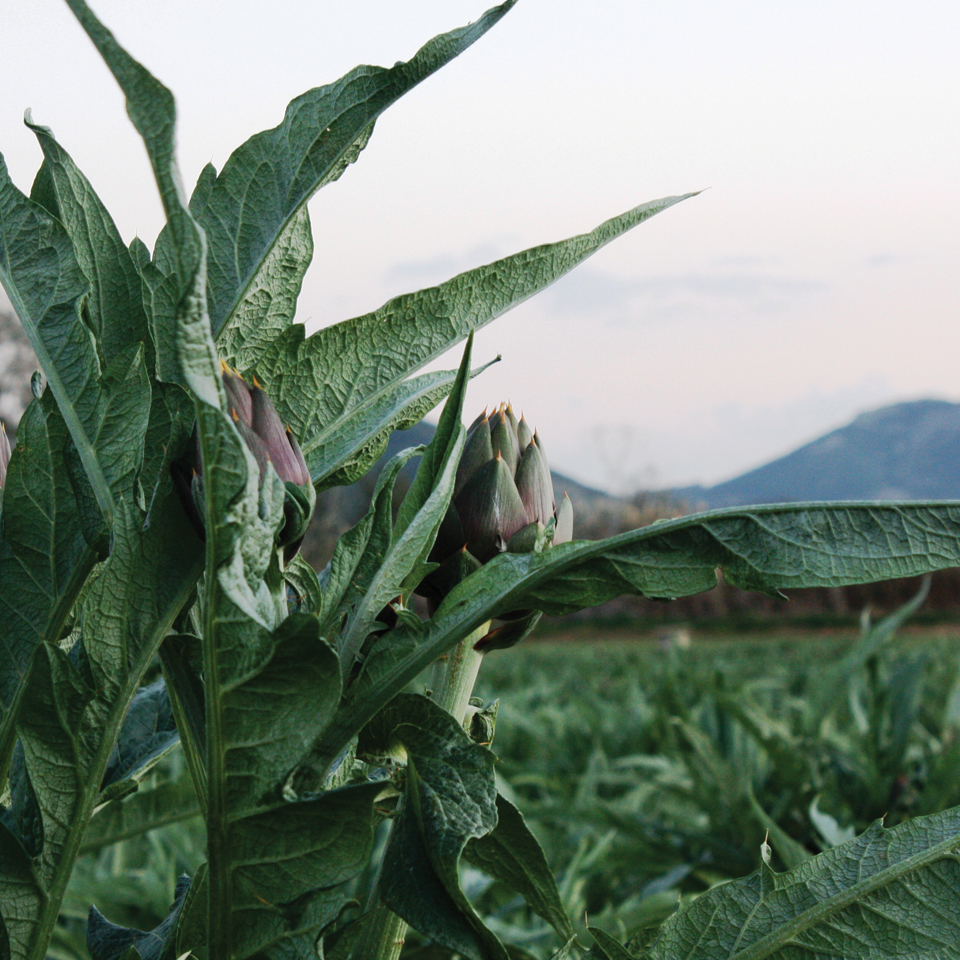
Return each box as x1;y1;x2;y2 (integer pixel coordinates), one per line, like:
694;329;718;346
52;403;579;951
806;576;931;732
13;641;96;955
0;155;151;523
198;2;517;353
337;337;471;675
374;695;506;960
64;0;207;387
222;614;341;811
182;784;381;960
101;679;179;792
0;819;36;960
259;193;695;488
2;491;203;960
283;554;322;616
642;807;960;960
156;635;208;817
318;501;960;770
86;874;191;960
139;381;194;518
320;446;419;649
81;777;200;853
0;394;95;784
311;366;482;494
25;118;150;369
464;794;576;942
210;204;313;373
0;745;42;859
586;928;634;960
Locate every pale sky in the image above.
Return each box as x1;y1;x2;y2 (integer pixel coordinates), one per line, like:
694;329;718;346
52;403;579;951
2;1;958;492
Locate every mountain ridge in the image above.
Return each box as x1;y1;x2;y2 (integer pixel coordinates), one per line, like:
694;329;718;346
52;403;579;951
670;398;960;508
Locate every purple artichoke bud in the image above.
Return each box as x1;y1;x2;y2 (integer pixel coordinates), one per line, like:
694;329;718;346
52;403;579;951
172;364;315;558
417;403;574;648
0;421;10;489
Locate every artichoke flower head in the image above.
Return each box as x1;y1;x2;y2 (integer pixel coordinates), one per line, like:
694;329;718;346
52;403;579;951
173;363;315;559
417;403;573;649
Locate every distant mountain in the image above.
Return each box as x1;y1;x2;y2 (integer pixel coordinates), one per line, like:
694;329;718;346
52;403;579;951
672;399;960;508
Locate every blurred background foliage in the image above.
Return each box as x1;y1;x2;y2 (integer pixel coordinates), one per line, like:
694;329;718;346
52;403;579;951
48;583;960;958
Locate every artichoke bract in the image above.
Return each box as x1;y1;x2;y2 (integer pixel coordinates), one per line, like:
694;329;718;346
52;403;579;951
173;363;315;559
418;403;573;649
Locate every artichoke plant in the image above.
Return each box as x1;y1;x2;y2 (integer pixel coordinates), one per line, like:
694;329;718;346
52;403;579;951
173;364;315;559
0;422;9;489
418;403;573;649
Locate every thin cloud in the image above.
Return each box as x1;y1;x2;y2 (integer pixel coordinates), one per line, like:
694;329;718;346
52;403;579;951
542;267;827;325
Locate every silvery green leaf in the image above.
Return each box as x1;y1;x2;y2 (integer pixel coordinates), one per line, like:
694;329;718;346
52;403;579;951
0;156;151;524
200;2;517;360
25;119;150;369
642;807;960;960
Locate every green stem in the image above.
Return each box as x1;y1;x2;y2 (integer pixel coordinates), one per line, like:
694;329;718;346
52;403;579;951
353;896;408;960
429;622;489;727
355;622;490;960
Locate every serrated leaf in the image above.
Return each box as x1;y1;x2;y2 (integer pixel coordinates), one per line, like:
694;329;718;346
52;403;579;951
316;501;960;770
0;394;95;784
464;794;576;942
0;154;151;524
25;118;149;369
642;806;960;960
211;205;313;373
259;193;694;489
2;491;204;960
182;784;380;960
63;0;207;388
374;695;506;960
199;2;516;355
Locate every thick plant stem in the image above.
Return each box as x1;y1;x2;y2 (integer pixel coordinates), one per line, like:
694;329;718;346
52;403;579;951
353;897;408;960
355;622;490;960
428;621;490;726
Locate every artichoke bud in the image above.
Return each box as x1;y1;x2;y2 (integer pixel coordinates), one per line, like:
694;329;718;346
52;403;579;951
172;363;315;559
416;403;574;644
0;421;10;490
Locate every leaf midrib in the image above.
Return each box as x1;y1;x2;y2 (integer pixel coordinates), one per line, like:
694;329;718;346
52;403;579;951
0;278;114;527
728;834;960;960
